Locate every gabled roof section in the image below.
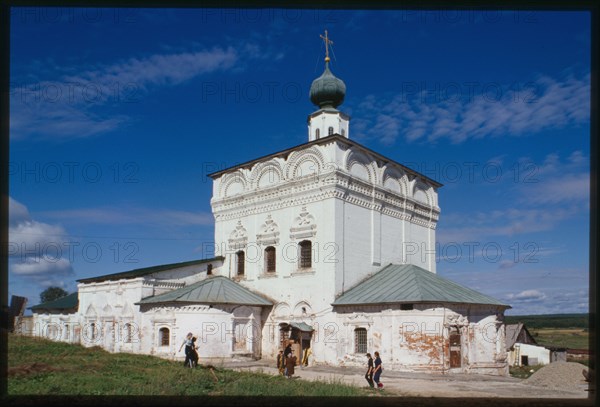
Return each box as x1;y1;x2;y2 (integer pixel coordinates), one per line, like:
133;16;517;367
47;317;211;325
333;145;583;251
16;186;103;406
505;323;522;349
206;134;443;188
505;323;538;350
136;276;273;307
77;257;224;284
29;292;78;312
332;264;510;308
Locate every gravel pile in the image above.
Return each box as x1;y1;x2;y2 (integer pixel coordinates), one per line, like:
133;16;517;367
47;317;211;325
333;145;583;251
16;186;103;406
526;362;590;392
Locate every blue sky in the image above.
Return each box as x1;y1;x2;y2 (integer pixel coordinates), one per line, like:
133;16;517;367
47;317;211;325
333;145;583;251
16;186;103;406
8;8;590;315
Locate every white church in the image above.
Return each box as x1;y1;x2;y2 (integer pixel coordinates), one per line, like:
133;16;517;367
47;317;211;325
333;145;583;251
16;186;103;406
28;33;511;376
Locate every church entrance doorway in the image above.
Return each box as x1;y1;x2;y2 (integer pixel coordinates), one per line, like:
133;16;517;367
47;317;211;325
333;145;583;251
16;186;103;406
449;327;462;368
279;322;314;366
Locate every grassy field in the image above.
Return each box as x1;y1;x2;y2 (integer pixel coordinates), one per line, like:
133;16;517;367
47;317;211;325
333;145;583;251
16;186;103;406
529;328;589;350
504;313;588;329
7;334;372;397
505;313;590;350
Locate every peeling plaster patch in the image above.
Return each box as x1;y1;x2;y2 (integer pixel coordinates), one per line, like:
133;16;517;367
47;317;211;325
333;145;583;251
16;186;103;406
402;332;444;364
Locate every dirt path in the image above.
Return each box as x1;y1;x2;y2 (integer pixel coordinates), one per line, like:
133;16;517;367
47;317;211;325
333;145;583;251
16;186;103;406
226;363;591;399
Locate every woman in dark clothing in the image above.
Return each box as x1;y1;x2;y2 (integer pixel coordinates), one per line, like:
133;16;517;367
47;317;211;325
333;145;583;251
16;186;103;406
285;350;297;378
283;342;292;376
365;353;375;388
284;342;292;358
373;351;383;389
189;337;199;367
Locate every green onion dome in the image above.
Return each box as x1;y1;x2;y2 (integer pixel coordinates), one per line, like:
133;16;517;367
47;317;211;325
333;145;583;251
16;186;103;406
309;61;346;109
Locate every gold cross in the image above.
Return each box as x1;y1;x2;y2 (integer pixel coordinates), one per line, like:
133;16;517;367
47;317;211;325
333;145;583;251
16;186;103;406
320;30;333;62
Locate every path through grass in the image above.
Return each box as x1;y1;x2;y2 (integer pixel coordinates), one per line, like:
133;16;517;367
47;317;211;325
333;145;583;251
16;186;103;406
8;334;372;397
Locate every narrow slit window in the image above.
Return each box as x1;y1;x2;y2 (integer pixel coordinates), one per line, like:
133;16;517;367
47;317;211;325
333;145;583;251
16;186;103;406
265;246;276;273
236;251;245;276
299;240;312;269
124;323;133;343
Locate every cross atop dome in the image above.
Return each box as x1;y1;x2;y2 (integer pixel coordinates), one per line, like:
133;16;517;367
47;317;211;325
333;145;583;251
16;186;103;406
307;30;350;141
309;30;346;110
320;30;333;63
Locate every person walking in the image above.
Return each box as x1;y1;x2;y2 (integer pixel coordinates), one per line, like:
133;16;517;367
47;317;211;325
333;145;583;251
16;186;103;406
283;341;292;377
285;349;297;379
276;350;285;375
189;336;199;367
178;332;194;368
301;347;311;366
365;353;375;388
373;351;383;389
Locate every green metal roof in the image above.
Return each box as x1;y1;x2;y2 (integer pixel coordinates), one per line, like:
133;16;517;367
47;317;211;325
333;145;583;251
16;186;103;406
290;322;314;332
332;264;510;308
30;292;79;312
136;276;273;307
77;257;224;284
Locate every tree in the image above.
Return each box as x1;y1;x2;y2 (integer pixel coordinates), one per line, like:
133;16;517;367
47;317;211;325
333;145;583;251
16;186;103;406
40;286;69;304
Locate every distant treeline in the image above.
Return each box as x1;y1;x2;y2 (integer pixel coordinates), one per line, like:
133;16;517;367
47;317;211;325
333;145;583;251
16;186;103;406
504;313;589;329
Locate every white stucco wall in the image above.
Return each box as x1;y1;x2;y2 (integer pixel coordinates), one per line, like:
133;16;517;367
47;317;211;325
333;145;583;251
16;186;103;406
328;303;507;375
511;343;550;366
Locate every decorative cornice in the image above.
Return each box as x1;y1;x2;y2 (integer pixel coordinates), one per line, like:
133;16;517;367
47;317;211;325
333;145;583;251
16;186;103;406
213;171;440;229
142;280;186;290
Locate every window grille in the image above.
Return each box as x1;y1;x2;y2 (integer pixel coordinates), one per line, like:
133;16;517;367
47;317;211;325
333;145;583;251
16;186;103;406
299;240;312;268
355;328;367;354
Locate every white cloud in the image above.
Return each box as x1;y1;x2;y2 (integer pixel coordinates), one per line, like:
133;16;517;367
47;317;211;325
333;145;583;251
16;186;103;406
521;173;589;205
354;73;590;144
11;46;239;140
506;289;546;302
12;256;73;277
65;47;237;90
516;151;589;205
38;206;214;227
438;206;579;243
9;197;75;287
9;197;70;258
9;196;30;227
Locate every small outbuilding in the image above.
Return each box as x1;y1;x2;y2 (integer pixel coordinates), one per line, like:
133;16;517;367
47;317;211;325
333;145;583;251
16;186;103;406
505;323;560;366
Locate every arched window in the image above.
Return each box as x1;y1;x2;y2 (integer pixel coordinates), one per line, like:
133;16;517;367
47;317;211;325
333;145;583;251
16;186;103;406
328;126;334;135
354;328;367;354
341;128;345;136
124;323;133;343
89;322;97;341
315;128;320;139
299;240;312;269
159;327;170;346
236;251;245;276
265;246;276;273
207;263;213;275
